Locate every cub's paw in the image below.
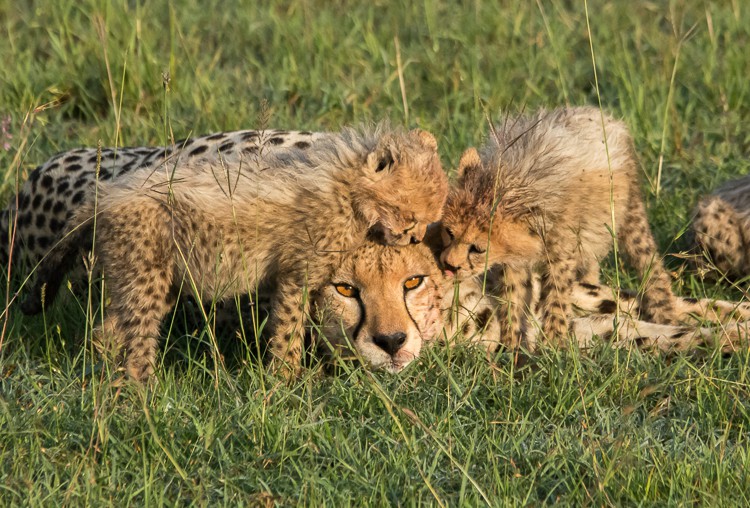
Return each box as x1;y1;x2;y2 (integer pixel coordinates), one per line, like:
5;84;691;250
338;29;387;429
266;354;303;382
542;315;570;347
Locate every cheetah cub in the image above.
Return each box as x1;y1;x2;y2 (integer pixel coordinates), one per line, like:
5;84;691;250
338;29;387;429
439;106;677;348
692;174;750;278
28;125;448;381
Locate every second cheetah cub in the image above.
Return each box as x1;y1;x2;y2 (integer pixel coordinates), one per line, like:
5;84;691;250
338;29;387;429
439;107;677;348
29;125;448;381
692;175;750;278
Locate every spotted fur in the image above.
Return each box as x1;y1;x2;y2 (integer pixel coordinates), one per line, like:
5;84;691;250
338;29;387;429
692;175;750;278
438;106;678;349
1;129;328;269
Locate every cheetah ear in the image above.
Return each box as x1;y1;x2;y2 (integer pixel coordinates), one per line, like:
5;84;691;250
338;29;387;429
410;128;438;151
366;146;396;174
456;147;481;180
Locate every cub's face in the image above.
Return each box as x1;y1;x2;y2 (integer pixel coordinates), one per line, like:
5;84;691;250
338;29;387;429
355;129;448;246
438;148;542;280
312;242;444;372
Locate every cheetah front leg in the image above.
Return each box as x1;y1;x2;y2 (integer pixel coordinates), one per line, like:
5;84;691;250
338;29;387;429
99;288;175;383
267;278;309;379
539;247;578;347
497;267;531;349
95;201;176;382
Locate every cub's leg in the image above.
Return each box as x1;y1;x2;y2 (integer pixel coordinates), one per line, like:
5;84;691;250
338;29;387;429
577;260;602;287
497;267;531;349
538;239;579;346
618;186;677;324
267;277;309;378
97;200;176;382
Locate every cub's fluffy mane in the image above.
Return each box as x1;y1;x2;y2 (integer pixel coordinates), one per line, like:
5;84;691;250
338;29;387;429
465;108;632;222
473;110;576;220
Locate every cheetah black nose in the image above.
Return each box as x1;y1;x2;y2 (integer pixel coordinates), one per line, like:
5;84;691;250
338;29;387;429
443;261;460;273
373;332;407;356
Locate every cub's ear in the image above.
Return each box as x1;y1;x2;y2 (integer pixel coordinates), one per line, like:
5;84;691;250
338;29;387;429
366;146;396;174
410;128;438;151
457;147;481;179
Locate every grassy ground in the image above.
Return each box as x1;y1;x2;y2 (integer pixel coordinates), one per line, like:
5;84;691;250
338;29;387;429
1;0;750;505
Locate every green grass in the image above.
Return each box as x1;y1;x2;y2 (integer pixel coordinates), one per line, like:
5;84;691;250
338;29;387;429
2;0;750;505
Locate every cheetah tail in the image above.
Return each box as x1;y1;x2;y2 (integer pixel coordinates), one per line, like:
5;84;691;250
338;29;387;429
571;313;749;354
671;295;750;326
571;282;750;327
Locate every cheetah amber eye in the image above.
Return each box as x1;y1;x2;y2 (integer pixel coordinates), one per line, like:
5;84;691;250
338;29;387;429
334;283;358;298
403;276;424;291
446;227;455;240
469;244;486;255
